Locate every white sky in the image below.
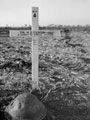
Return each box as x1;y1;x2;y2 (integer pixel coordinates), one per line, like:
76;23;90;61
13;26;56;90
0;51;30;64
0;0;90;26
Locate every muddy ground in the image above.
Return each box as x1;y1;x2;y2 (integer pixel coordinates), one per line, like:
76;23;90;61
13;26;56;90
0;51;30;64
1;31;90;120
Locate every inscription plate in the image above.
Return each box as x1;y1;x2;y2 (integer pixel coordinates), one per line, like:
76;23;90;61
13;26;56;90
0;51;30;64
33;38;38;45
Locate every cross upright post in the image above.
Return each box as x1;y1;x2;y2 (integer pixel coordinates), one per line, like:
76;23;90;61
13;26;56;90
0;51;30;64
32;7;39;90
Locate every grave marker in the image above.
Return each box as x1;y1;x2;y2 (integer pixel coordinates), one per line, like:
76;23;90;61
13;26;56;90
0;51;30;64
32;7;39;90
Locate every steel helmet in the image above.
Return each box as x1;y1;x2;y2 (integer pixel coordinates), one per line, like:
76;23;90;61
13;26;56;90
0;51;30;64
5;93;47;120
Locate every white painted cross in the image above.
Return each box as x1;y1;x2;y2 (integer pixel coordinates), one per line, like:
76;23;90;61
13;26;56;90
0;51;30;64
32;7;39;90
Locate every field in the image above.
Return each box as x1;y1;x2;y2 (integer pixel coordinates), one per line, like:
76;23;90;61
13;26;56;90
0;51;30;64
1;31;90;120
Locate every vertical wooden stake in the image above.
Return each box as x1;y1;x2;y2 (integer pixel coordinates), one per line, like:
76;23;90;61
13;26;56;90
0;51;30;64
32;7;39;90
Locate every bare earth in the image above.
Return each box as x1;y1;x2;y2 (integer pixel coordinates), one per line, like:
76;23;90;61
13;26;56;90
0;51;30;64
1;31;90;120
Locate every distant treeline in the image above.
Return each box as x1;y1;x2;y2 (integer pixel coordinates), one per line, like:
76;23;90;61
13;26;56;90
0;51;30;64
1;26;90;30
39;26;90;31
0;26;90;37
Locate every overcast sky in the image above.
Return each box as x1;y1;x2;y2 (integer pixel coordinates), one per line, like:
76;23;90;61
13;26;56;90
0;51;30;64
0;0;90;26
